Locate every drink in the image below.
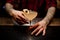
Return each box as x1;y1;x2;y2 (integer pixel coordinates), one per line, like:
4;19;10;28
23;9;37;26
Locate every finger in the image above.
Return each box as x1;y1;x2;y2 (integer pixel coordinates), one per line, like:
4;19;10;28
31;26;41;35
18;15;28;23
42;26;46;36
12;14;25;24
17;16;25;23
29;23;39;30
35;28;43;36
42;29;46;36
16;18;25;24
20;13;28;21
20;14;26;19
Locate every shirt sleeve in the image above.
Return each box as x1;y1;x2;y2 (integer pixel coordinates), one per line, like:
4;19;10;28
6;0;14;4
46;0;57;10
6;0;19;9
51;0;57;7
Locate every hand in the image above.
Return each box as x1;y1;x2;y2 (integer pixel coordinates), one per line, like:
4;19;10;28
10;9;29;24
29;20;49;36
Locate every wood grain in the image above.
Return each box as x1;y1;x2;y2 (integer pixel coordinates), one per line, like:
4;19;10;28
0;17;60;26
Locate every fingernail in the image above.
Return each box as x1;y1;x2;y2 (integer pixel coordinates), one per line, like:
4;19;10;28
42;34;44;36
24;21;29;23
26;22;28;24
35;34;37;36
26;21;29;23
31;33;33;35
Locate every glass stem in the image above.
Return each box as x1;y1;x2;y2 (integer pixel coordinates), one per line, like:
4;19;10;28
30;21;31;26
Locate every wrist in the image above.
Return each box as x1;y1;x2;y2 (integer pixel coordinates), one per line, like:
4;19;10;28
9;9;15;16
42;18;50;25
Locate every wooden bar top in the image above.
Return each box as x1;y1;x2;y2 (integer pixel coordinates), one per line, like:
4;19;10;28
0;17;60;26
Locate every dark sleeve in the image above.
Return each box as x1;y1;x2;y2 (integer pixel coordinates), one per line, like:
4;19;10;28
6;0;14;4
6;0;19;9
46;0;57;10
51;0;57;7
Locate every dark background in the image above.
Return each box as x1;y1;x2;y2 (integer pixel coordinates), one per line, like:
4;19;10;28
0;0;10;17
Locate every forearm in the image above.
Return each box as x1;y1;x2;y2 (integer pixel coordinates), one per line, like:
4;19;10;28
5;3;14;16
43;7;56;24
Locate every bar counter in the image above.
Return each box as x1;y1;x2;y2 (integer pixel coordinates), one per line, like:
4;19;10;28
0;17;60;40
0;17;60;26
